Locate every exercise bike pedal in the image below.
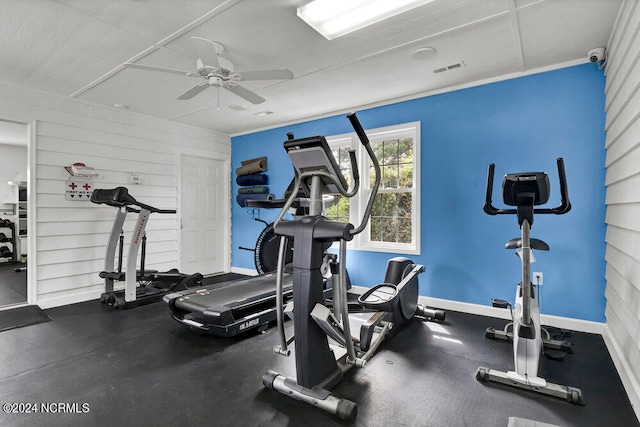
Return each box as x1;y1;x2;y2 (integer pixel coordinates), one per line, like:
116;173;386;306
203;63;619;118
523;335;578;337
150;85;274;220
491;298;511;309
559;341;573;353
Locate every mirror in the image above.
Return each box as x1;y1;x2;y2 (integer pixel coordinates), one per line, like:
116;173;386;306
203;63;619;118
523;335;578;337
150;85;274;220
0;120;28;307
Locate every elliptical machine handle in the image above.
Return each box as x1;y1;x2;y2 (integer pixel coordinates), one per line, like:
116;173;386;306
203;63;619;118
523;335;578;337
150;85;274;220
347;112;371;146
346;112;381;236
348;149;359;182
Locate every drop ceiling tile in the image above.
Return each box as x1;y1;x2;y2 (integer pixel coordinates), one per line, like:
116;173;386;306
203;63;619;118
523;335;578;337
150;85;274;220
517;0;623;69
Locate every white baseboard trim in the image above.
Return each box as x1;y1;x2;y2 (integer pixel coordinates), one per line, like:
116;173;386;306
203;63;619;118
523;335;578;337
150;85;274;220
37;289;101;309
415;295;606;335
348;289;606;334
602;324;640;422
230;266;259;276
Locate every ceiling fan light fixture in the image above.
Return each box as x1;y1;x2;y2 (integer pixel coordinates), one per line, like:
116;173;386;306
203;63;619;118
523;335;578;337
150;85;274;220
229;104;247;111
125;37;292;106
297;0;436;40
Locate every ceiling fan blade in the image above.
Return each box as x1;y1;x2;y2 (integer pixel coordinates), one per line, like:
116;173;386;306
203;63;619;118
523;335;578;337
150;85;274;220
236;68;294;81
191;36;221;69
223;83;265;105
124;63;200;77
176;83;210;100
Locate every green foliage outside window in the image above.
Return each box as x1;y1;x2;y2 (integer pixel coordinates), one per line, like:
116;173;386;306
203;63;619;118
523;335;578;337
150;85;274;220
326;137;414;245
370;138;413;244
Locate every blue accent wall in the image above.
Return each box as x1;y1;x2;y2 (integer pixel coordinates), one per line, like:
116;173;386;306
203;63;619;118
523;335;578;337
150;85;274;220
231;64;607;322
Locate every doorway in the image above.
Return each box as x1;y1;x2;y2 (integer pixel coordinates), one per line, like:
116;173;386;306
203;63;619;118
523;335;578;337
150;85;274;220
180;155;228;275
0;120;28;308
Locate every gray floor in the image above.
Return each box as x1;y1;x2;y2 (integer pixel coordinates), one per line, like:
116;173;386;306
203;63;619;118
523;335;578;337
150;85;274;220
0;262;27;306
0;287;637;427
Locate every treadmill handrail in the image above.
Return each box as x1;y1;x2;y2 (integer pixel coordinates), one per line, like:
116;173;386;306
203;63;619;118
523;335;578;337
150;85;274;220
91;186;176;214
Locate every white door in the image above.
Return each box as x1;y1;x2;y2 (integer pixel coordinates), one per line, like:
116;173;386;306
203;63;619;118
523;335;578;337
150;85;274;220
180;155;227;275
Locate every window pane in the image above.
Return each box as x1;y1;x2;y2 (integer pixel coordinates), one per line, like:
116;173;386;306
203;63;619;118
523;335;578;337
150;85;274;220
380;217;397;243
399;138;413;162
383;139;399;165
380;193;396;217
398;218;412;243
369;192;413;245
382;165;399;189
398;193;412;217
398;163;412;188
370;217;382;241
370;137;413;189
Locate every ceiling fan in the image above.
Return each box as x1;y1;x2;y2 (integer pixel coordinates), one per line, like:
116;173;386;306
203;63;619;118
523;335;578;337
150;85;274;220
124;37;294;105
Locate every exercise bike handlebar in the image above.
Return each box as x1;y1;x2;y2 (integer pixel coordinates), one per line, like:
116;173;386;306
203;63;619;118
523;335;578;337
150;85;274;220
483;157;571;216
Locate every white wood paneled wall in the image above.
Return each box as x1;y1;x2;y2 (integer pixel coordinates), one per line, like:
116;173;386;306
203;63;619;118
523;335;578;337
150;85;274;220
0;81;230;308
603;0;640;419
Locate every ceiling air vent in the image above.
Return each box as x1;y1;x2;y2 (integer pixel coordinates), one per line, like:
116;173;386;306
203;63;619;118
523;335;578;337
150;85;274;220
433;61;465;74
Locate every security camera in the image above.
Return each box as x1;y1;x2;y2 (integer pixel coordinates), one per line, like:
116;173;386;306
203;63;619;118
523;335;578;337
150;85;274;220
588;47;606;63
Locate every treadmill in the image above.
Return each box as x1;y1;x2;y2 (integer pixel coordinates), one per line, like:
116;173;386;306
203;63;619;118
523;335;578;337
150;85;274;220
91;187;203;309
164;273;293;336
164;169;345;337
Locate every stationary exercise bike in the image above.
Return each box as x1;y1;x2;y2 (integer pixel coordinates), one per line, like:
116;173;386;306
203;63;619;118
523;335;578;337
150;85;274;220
262;112;444;421
476;158;585;405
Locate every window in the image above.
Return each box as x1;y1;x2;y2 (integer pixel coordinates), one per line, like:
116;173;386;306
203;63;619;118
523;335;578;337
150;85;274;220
325;122;420;254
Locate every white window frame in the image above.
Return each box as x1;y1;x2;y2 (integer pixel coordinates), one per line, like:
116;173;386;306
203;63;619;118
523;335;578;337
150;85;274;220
326;121;420;255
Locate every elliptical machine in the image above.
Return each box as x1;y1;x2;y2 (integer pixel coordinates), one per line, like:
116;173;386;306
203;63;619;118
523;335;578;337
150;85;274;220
475;158;585;405
262;112;443;421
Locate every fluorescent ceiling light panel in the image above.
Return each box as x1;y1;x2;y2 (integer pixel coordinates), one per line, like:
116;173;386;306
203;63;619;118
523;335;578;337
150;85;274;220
297;0;435;40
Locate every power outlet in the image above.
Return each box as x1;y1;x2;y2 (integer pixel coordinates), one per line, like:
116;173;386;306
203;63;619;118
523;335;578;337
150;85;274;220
533;272;543;286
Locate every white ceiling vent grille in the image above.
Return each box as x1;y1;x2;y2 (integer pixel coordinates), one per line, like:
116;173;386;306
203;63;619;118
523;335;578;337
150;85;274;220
433;61;465;74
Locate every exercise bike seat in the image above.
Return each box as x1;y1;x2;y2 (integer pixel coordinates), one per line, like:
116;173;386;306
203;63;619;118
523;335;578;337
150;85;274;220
505;238;549;251
357;284;399;312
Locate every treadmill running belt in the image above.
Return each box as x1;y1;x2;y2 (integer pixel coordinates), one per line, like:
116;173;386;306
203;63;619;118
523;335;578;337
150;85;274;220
173;273;293;313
